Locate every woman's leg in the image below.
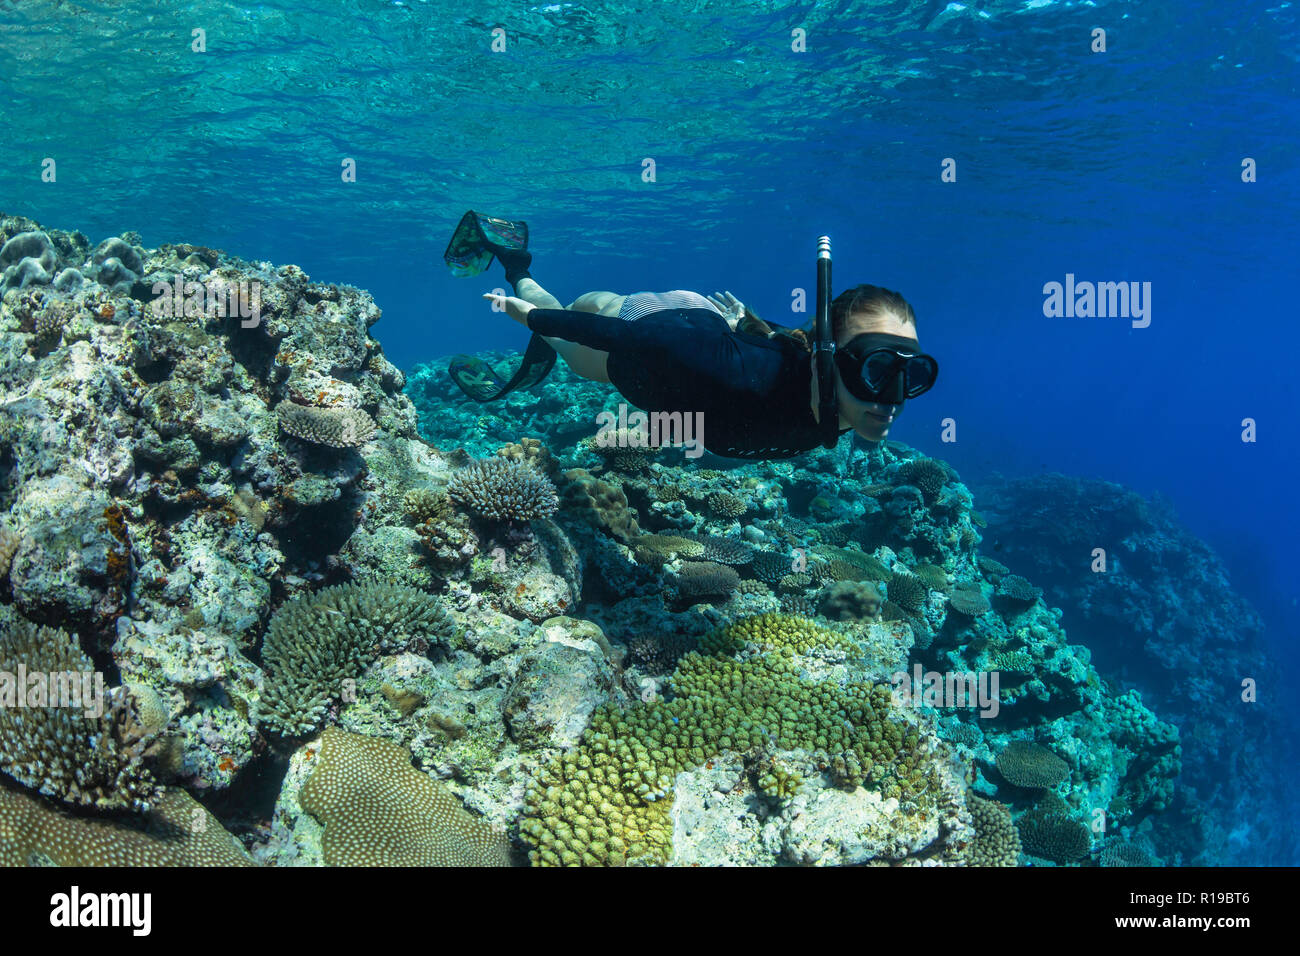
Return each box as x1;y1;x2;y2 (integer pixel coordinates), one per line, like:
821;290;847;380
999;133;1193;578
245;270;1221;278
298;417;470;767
511;279;617;383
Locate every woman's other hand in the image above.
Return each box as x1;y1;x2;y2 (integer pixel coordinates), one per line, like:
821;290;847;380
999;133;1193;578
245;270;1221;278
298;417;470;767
482;291;535;327
706;290;745;330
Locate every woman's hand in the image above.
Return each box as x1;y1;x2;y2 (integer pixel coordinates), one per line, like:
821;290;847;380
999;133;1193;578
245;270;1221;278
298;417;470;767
482;291;535;327
706;290;745;330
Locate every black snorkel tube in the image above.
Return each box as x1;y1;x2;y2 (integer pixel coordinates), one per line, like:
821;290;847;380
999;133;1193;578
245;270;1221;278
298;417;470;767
813;235;839;448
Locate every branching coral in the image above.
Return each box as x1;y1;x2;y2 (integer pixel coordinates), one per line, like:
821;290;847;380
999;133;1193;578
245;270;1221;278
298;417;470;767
449;457;559;522
257;581;453;736
0;619;164;811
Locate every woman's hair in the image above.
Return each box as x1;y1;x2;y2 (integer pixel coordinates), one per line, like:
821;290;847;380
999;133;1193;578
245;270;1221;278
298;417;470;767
831;284;917;340
766;284;917;353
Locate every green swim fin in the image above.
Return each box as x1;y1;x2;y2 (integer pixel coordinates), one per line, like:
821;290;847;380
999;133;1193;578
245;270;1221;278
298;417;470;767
448;335;557;403
443;210;530;278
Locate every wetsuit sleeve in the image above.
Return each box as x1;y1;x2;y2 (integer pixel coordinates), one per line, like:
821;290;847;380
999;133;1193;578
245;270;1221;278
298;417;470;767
526;308;632;352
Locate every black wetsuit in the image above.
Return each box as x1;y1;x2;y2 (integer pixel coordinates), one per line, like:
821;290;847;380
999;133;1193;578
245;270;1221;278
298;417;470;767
526;305;850;459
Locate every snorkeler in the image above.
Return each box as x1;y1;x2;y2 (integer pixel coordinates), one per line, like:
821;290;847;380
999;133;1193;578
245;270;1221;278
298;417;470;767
443;211;938;460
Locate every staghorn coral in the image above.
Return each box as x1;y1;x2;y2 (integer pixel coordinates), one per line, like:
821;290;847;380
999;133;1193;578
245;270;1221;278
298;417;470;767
299;727;512;866
673;561;741;601
0;787;255;866
0;619;163;811
996;741;1070;789
449;457;559;522
977;556;1010;579
632;533;705;567
965;794;1021;867
777;571;814;594
816;546;890;582
780;593;818;617
912;563;950;592
33;298;78;341
625;632;698;674
1099;838;1158;867
751;550;796;584
276;400;378;448
584;429;659;473
887;572;927;612
257;581;453;736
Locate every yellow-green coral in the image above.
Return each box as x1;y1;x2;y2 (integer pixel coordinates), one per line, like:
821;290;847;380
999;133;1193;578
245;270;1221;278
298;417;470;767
519;614;931;866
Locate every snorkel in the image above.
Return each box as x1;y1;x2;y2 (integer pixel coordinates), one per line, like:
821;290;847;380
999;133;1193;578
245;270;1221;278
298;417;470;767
813;235;839;448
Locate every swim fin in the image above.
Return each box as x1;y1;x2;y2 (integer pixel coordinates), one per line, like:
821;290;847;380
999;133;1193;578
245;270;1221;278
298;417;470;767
445;211;554;402
443;210;530;278
448;335;557;403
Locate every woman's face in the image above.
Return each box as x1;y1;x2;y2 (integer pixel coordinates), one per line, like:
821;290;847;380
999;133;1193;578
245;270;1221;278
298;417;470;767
835;311;921;442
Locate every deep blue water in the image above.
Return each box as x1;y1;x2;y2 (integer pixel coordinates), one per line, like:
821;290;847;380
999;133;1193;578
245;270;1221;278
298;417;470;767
2;0;1297;862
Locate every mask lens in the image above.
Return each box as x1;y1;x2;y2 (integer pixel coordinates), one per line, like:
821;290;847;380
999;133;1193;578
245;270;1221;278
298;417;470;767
903;356;938;397
862;351;902;390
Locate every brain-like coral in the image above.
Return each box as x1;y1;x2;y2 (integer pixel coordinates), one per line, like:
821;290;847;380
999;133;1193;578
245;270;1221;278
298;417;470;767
449;457;559;522
965;794;1021;867
887;572;927;612
996;741;1070;789
559;468;637;540
0;523;20;582
257;581;453;736
276;400;378;448
299;727;511;866
0;619;163;811
0;787;255;865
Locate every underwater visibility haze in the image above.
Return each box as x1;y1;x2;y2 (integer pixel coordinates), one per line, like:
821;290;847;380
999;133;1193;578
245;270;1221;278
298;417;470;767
0;0;1296;874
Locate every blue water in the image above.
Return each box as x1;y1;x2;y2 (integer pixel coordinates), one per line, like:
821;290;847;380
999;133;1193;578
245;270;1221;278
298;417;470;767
3;0;1297;862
